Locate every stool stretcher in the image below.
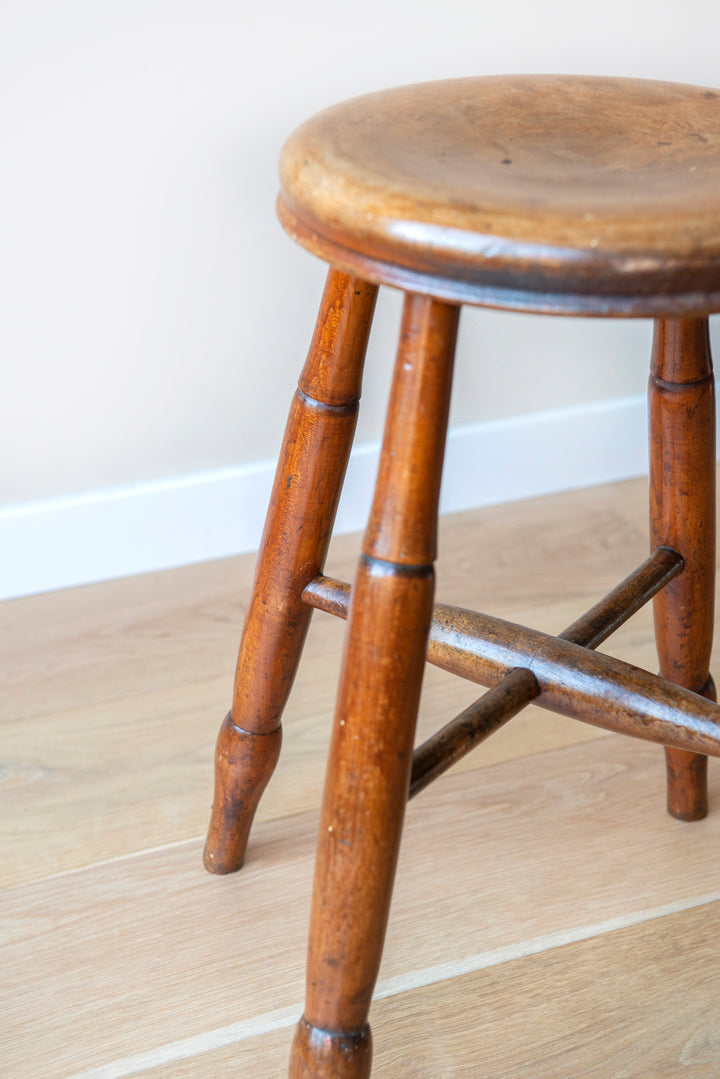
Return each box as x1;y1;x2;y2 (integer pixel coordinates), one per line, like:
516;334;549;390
303;546;720;789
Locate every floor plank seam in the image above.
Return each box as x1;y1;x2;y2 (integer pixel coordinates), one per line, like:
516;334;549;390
0;835;205;893
63;888;720;1079
4;733;623;893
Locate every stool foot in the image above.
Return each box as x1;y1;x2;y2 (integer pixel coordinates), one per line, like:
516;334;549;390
665;748;709;821
289;1018;372;1078
665;674;716;821
204;714;282;873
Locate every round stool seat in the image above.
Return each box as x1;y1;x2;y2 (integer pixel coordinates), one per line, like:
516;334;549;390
278;75;720;315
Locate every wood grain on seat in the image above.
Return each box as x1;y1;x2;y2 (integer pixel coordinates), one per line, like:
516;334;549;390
279;75;720;314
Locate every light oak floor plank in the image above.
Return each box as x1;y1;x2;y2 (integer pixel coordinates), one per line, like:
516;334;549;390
2;475;666;888
3;473;720;1078
3;736;719;1077
139;901;720;1079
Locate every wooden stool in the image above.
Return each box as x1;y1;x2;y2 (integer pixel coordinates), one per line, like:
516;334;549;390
204;76;720;1077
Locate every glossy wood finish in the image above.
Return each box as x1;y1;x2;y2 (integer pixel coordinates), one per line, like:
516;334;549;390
304;548;686;794
204;270;377;873
650;319;717;819
303;560;720;766
304;548;685;651
411;546;686;794
279;76;720;316
289;295;459;1078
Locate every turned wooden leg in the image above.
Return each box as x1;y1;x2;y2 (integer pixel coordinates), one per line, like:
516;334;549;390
289;295;460;1078
649;318;716;820
204;270;377;873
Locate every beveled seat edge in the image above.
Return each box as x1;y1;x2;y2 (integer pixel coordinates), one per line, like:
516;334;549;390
278;196;720;318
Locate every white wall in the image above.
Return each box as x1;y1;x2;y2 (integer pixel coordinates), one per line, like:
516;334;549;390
2;0;720;596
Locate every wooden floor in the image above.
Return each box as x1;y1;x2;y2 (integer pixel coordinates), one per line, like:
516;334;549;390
3;474;720;1078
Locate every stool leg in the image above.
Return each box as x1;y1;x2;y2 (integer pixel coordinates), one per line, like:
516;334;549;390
649;318;716;820
204;271;377;873
289;295;460;1077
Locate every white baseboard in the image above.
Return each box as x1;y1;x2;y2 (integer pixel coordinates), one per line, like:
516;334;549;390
0;394;652;601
